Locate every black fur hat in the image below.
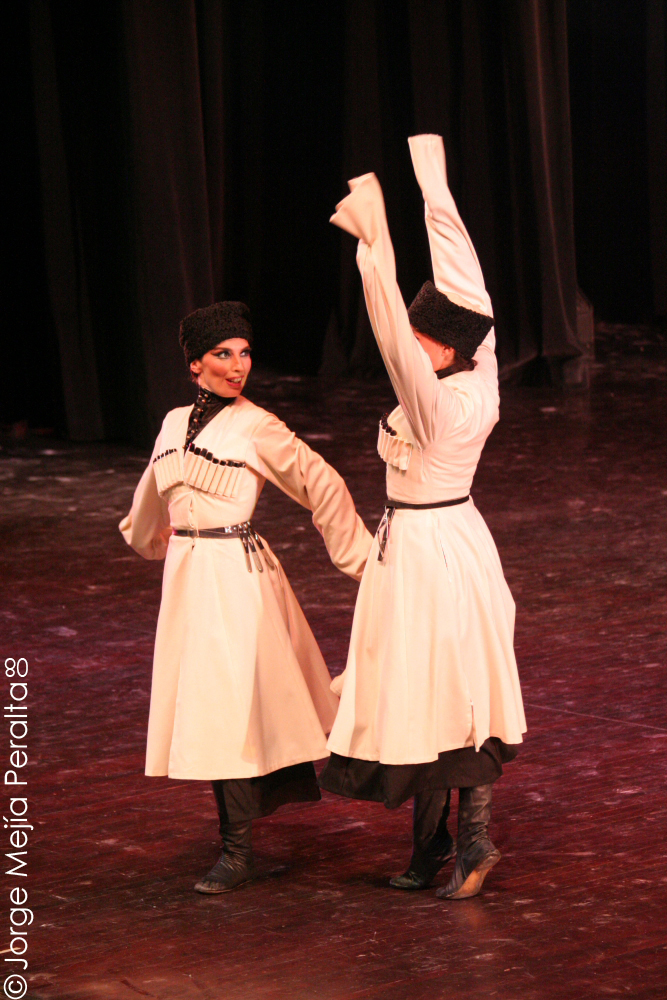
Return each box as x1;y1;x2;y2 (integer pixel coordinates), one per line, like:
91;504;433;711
408;281;493;359
179;301;253;365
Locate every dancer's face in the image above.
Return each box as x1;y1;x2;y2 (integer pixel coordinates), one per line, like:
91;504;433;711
190;338;252;397
412;328;456;371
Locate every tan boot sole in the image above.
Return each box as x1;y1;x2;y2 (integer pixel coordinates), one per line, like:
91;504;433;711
444;849;501;900
194;872;256;894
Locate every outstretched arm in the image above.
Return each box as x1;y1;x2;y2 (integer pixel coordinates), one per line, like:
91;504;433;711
251;413;373;582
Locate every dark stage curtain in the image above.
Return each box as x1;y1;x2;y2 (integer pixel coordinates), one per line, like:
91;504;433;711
568;0;667;322
21;0;665;443
27;0;347;442
29;1;218;442
5;5;65;435
323;0;581;377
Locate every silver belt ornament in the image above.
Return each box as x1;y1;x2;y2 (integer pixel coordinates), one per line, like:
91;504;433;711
377;496;470;562
172;521;276;573
376;506;396;562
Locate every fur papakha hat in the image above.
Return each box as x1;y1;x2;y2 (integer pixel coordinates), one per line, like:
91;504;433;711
179;301;253;365
408;281;494;360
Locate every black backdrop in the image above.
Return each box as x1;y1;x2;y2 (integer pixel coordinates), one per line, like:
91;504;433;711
6;0;666;444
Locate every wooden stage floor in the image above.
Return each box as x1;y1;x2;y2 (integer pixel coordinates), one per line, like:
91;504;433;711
3;325;667;999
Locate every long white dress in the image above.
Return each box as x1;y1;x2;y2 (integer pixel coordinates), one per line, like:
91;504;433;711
120;396;372;780
326;135;526;767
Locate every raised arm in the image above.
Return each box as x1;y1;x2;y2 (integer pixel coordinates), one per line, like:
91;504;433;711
252;413;373;582
408;134;491;316
331;174;461;447
408;134;497;389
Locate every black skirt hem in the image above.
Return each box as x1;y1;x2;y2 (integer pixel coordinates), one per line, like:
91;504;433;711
319;738;519;810
212;761;321;823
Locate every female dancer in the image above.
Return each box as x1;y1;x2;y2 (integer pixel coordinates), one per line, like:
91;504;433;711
320;135;526;899
120;301;372;893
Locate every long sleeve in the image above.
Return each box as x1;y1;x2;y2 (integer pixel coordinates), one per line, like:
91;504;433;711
251;413;373;582
408;134;498;392
408;134;491;317
331;173;463;447
119;450;171;560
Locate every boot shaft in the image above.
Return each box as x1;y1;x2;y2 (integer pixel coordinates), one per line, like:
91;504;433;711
222;820;254;863
412;789;451;853
457;784;493;855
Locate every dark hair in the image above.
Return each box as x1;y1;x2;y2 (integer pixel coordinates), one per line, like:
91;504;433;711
438;349;477;377
448;350;477;373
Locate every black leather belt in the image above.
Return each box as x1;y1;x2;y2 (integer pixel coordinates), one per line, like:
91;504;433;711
386;496;469;510
378;496;470;562
173;525;245;539
172;521;275;573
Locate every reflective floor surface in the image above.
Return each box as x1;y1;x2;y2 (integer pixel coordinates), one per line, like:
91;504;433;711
2;324;666;999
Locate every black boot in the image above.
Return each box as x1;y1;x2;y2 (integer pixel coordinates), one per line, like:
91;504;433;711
436;784;500;900
195;782;256;894
194;819;256;893
390;790;456;890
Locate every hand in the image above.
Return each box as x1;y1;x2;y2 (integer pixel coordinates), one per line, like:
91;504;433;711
408;134;449;208
330;172;386;246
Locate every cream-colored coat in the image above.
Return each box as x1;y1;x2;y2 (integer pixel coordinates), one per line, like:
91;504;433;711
120;397;372;780
327;134;527;765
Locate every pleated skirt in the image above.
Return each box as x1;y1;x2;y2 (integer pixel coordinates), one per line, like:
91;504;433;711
146;533;338;779
327;500;527;766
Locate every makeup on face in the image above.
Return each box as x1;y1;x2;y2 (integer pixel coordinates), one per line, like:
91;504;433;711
190;338;252;397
